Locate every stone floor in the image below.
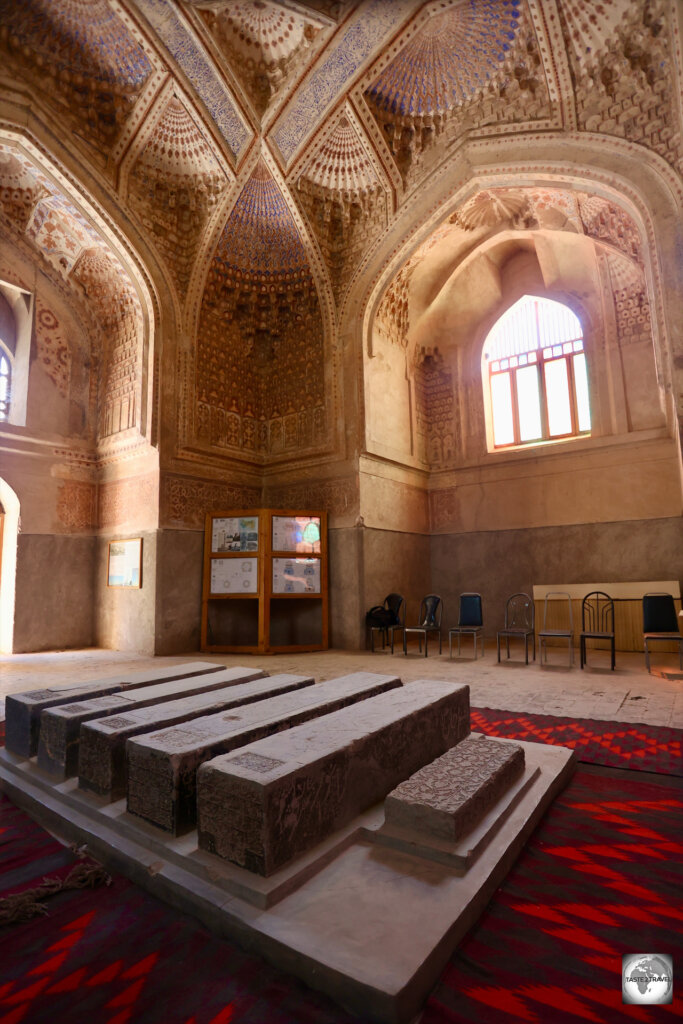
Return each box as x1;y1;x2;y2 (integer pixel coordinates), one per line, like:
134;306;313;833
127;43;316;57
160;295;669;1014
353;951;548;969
1;642;682;728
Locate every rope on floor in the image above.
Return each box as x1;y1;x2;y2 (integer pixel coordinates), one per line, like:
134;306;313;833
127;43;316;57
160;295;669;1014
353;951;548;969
0;853;111;926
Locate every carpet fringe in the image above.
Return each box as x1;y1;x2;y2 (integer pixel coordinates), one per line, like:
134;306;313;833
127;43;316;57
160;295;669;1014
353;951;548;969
0;853;112;926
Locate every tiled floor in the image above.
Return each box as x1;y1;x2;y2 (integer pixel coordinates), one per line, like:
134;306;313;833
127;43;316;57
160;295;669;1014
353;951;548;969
1;642;682;727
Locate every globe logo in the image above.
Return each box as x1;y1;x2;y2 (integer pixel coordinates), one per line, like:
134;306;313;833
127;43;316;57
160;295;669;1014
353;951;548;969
622;954;673;1005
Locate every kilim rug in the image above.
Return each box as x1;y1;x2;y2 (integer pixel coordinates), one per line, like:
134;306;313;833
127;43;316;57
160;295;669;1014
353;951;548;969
470;707;682;776
1;716;681;1024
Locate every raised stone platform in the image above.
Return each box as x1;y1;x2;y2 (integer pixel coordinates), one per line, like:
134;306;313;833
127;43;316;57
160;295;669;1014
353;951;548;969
197;679;470;874
0;670;576;1024
127;671;401;834
36;666;268;780
5;661;223;758
78;672;315;799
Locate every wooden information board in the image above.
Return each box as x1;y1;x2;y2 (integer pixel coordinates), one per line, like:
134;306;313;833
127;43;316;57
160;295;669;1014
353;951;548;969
201;509;328;654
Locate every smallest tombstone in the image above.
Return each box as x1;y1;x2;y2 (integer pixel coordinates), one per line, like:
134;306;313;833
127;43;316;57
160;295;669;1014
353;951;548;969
384;734;525;843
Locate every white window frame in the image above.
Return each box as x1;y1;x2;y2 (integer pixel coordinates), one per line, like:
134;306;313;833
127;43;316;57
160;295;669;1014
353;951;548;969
483;295;591;451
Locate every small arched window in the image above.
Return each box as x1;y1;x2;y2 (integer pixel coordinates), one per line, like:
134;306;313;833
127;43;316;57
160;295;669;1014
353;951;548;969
0;348;10;422
484;295;591;448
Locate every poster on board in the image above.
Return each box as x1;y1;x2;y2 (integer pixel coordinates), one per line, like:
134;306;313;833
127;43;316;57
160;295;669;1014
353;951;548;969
272;516;321;553
272;557;320;594
210;557;258;594
211;516;259;553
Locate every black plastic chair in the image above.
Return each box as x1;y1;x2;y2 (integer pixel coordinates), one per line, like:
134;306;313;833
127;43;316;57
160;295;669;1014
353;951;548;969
497;592;535;664
643;593;683;672
538;591;574;666
403;595;442;657
580;591;615;670
449;593;483;659
369;593;405;653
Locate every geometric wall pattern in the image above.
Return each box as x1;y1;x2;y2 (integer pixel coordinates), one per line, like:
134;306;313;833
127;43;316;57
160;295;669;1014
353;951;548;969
374;183;652;470
0;0;155;160
0;0;680;512
557;0;683;174
0;142;143;442
193;0;323;119
297;108;389;303
196;159;326;459
126;92;231;295
365;0;554;183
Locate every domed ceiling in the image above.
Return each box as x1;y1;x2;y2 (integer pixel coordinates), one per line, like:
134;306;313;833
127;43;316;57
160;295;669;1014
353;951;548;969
0;0;680;465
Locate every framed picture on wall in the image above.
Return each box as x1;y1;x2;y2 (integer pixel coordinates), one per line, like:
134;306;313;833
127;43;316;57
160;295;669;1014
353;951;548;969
107;538;142;588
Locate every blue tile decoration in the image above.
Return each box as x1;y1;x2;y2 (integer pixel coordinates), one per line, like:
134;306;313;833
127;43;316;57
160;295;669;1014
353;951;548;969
0;0;152;88
135;0;251;162
211;161;308;279
271;0;407;163
367;0;521;116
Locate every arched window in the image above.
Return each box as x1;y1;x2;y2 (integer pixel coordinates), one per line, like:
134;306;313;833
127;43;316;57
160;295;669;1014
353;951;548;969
484;295;591;448
0;348;11;422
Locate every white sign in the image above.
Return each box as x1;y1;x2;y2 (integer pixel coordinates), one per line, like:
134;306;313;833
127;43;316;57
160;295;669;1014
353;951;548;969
211;516;259;553
210;557;257;594
272;557;320;594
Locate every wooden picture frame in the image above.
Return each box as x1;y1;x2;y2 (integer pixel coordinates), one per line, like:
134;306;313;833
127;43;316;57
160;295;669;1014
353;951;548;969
107;537;142;588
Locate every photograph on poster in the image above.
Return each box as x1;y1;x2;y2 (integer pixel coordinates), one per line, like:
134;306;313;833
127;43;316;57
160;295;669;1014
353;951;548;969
107;538;142;588
272;557;320;593
272;516;321;553
210;557;257;594
212;516;259;553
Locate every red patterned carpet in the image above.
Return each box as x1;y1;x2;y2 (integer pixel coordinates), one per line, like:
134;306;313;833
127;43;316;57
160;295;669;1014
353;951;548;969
471;707;682;776
1;710;681;1024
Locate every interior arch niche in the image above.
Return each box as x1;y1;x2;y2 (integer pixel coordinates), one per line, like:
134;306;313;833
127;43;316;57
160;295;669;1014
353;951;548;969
367;187;665;470
0;135;155;451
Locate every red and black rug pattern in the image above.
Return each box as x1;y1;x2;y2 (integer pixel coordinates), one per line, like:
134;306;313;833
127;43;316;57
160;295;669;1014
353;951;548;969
424;767;683;1024
470;707;682;777
1;713;682;1023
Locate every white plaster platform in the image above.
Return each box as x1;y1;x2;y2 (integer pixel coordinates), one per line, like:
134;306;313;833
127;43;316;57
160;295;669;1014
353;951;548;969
0;733;575;1023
